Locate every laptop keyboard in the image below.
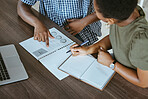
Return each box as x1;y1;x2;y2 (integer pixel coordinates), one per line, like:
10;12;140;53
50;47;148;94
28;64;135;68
0;53;10;81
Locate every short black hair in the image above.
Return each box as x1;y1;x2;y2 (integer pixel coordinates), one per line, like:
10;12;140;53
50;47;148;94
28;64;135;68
95;0;138;21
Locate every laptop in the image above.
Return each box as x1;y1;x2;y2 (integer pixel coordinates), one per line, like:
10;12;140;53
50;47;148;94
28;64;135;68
0;44;28;85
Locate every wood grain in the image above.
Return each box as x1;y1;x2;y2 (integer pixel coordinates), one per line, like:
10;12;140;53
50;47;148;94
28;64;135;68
0;0;148;99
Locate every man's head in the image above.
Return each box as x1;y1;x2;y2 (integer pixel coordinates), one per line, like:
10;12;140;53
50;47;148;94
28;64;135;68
94;0;138;24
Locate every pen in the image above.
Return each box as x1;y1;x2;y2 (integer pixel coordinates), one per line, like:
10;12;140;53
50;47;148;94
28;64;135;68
66;40;89;53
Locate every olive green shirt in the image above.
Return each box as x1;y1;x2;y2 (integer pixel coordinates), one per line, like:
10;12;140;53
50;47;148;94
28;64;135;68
109;6;148;70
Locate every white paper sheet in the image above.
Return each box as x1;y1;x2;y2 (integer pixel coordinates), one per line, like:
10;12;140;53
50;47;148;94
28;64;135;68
19;27;74;80
81;60;115;90
59;55;95;78
59;55;115;90
39;45;72;80
20;28;73;60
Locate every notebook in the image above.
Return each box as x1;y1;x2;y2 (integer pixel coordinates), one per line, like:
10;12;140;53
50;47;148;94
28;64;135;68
20;27;115;90
58;55;115;91
20;27;75;80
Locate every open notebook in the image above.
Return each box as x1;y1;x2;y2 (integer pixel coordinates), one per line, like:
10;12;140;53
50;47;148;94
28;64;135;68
20;27;115;90
59;55;115;91
20;27;75;80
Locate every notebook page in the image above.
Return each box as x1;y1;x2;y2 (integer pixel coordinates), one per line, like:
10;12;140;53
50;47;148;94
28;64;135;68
20;37;47;60
80;60;115;90
19;27;73;60
39;43;74;80
19;27;74;80
40;28;74;52
59;55;95;78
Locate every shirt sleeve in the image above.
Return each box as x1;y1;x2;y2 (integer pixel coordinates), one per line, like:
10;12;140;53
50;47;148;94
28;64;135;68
129;30;148;70
21;0;37;5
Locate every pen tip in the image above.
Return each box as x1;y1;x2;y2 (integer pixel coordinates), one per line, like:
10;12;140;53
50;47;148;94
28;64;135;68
66;50;71;53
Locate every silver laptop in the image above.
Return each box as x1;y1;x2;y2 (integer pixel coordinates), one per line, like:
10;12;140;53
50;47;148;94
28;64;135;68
0;44;28;85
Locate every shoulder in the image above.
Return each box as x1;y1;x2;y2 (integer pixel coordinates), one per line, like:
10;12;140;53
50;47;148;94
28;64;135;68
131;30;148;45
129;30;148;70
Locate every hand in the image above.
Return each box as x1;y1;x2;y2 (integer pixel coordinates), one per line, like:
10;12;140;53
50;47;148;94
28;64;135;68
97;47;114;67
70;44;89;56
34;23;54;47
64;19;86;35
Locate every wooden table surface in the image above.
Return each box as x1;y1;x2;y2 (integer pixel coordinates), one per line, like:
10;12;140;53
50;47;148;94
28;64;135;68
0;0;148;99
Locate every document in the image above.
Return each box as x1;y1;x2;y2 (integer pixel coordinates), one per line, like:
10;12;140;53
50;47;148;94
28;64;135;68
59;55;115;90
20;27;115;90
20;27;75;80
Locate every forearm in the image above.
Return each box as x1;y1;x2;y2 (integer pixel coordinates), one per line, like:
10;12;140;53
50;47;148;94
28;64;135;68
17;0;43;27
114;62;147;88
80;12;99;27
87;35;112;54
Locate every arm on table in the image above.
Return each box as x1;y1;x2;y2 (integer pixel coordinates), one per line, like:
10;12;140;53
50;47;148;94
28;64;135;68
17;0;54;47
70;35;111;56
97;47;148;88
114;63;148;88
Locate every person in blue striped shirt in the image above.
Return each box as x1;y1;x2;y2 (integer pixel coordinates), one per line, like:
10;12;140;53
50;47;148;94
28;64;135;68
17;0;101;47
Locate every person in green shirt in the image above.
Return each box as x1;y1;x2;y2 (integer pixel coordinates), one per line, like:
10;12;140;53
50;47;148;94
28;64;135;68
70;0;148;88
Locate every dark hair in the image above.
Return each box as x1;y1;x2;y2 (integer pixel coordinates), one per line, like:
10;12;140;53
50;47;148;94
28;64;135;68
95;0;138;21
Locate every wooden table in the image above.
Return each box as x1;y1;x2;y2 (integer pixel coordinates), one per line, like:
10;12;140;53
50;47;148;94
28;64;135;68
0;0;148;99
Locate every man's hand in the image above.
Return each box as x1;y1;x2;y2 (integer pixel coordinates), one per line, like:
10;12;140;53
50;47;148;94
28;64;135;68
17;0;54;47
64;19;86;35
34;23;54;47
